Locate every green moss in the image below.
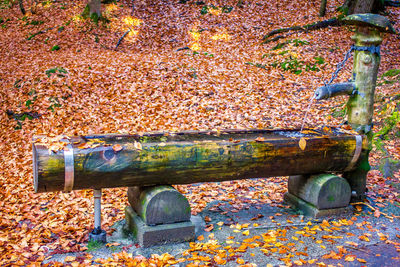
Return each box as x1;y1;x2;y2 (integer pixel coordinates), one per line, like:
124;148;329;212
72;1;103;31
86;240;103;251
51;45;60;51
90;12;99;24
81;5;90;19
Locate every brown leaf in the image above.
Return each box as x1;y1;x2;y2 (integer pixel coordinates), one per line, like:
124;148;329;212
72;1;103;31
204;224;214;232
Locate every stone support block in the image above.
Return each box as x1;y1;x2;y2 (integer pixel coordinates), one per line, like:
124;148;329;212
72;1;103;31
128;185;191;226
284;193;353;218
125;206;195;247
286;174;352;217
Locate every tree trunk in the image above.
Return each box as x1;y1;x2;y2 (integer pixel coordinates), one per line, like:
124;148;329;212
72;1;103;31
18;0;26;15
88;0;101;17
33;128;366;193
354;0;375;13
344;0;383;14
320;0;328;17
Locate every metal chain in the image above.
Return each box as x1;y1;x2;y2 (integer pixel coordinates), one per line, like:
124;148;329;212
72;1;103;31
324;47;354;86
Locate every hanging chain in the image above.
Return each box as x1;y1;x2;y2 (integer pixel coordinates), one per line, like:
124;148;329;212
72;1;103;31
324;47;354;86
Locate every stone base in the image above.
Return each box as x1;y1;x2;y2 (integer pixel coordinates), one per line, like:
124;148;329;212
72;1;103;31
125;206;195;247
284;193;353;218
88;229;107;243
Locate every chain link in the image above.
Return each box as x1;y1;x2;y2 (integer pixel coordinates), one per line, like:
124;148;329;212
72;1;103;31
324;47;354;86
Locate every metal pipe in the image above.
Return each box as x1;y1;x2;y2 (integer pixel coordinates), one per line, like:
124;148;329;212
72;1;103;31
314;82;355;100
94;189;102;230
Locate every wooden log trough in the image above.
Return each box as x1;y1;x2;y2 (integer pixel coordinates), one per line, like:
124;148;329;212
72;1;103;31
33;127;366;246
33;127;366;193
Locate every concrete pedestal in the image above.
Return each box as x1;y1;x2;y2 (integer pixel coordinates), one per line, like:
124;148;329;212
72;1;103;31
284;193;353;218
285;174;353;217
125;206;195;247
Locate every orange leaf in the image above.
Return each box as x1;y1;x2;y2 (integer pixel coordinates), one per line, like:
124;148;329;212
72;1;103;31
112;144;123;152
374;209;380;218
214;255;226;265
205;224;214;232
255;137;265;142
299;138;306;150
236;258;245;264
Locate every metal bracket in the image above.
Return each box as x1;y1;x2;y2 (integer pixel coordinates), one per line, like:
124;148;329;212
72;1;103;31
64;144;74;192
351;45;380;56
355;124;373;134
344;135;363;172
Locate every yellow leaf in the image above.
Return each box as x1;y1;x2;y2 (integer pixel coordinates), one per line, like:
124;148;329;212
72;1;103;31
293;260;303;265
236;258;245;264
64;256;76;262
345;255;356;262
299;138;307;150
242;230;250;236
134;141;142;150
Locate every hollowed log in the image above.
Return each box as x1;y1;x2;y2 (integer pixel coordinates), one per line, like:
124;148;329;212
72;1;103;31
33;128;366;193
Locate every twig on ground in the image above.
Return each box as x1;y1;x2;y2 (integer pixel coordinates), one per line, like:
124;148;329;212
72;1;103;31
262;18;340;44
27;27;56;40
351;202;394;220
115;29;131;49
343;245;375;255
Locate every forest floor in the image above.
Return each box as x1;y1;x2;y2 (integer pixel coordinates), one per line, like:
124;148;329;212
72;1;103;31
0;0;399;265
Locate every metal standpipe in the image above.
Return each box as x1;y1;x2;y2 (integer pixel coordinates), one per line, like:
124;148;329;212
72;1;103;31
88;189;107;243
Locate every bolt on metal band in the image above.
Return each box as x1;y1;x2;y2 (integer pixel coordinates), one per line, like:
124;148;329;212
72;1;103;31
64;144;74;192
345;135;363;172
351;45;380;56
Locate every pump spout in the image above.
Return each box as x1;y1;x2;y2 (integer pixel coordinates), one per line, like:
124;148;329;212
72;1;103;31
314;82;355;100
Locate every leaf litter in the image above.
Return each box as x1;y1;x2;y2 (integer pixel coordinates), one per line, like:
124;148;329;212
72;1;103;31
0;0;399;265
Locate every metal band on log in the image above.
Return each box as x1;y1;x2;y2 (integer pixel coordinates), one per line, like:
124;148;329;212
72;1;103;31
32;128;366;193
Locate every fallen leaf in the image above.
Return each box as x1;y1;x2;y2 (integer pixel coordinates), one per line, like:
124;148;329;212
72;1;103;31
112;144;123;152
205;224;214;232
345;255;356;262
299;138;307;150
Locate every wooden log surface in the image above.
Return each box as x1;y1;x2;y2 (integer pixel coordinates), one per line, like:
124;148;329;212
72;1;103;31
33;127;367;193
